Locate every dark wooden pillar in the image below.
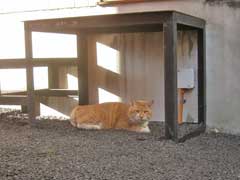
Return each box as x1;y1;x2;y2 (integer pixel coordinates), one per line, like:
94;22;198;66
77;33;89;105
198;28;206;127
24;23;37;124
163;15;178;141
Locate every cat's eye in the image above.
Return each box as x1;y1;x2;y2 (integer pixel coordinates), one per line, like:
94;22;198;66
135;110;140;113
144;111;148;113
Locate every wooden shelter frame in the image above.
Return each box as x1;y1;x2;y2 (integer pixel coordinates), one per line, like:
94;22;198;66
0;11;206;142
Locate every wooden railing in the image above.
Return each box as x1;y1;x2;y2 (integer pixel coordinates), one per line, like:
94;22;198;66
0;58;79;107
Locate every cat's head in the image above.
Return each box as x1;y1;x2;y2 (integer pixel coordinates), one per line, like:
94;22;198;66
128;100;154;124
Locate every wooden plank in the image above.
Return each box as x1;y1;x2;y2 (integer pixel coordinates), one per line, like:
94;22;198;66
0;59;77;68
87;32;165;121
1;91;27;95
97;67;122;98
125;32;146;100
77;33;89;105
98;0;155;5
27;25;163;34
57;66;78;89
163;15;178;141
144;32;164;122
175;12;205;29
25;23;38;122
0;95;27;105
83;24;163;34
87;33;126;104
26;11;205;33
198;28;206;126
33;58;78;66
22;29;78;34
40;96;78;117
35;89;78;97
48;65;59;89
0;59;27;69
26;12;171;32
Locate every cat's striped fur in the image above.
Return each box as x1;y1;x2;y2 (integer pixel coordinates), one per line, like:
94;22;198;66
70;100;153;133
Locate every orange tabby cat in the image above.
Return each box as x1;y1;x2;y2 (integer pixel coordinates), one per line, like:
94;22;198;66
70;100;153;133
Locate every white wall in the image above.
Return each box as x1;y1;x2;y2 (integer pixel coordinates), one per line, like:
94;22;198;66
0;0;240;134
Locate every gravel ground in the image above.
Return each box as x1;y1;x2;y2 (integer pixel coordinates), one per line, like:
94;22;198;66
0;110;240;180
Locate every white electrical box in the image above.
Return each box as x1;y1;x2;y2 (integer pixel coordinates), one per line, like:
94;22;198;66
177;68;195;89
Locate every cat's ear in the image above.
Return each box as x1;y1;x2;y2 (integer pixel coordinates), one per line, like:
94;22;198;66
148;100;154;107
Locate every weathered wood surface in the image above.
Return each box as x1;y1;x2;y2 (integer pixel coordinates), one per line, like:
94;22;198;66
87;31;198;122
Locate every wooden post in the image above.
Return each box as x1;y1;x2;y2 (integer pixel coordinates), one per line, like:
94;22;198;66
21;105;28;113
48;65;59;89
77;33;89;105
163;14;178;141
24;23;38;124
198;28;206;126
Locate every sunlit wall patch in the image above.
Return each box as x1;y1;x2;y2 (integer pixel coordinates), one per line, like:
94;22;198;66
98;87;122;104
96;42;121;74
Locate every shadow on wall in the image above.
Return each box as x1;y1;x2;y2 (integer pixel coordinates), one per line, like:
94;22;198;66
204;0;240;8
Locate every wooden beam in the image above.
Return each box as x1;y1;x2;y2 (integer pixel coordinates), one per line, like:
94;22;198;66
24;29;78;34
0;58;77;69
77;33;89;105
24;11;205;33
83;24;163;34
35;89;78;97
26;12;171;32
98;0;153;5
0;59;27;69
175;12;205;29
96;66;122;98
29;23;163;34
1;91;27;95
198;28;206;126
0;95;27;105
48;65;59;89
32;58;78;66
2;89;78;97
164;14;178;141
25;23;38;123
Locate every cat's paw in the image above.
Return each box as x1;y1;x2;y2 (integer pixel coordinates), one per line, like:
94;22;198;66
139;127;151;133
77;123;102;130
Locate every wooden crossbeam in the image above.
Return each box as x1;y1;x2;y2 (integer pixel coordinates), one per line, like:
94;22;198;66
0;58;78;69
33;58;78;66
34;89;78;97
0;95;27;105
98;0;160;5
1;89;78;97
1;91;27;95
0;59;26;69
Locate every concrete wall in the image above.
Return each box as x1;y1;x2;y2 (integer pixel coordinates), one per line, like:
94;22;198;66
0;0;240;134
